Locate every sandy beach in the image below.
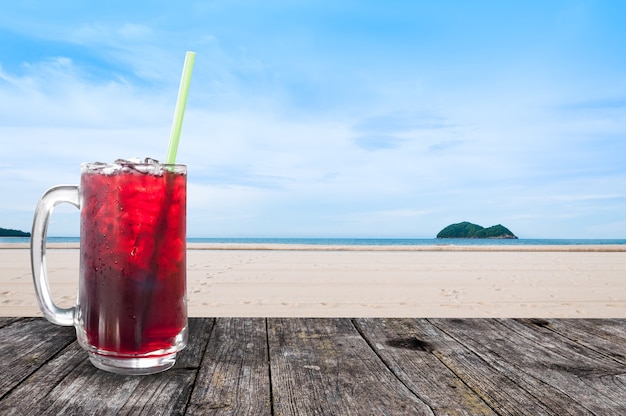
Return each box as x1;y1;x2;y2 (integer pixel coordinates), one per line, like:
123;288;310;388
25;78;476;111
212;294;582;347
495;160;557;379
1;243;625;318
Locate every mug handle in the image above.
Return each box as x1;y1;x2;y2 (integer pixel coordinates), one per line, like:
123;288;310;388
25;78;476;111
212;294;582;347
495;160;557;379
30;185;80;326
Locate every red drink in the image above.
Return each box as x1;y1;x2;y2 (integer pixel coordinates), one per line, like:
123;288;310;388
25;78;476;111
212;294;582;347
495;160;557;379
76;162;187;367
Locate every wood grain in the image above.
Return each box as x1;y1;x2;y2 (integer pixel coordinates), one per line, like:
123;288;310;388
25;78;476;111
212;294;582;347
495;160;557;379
267;318;434;415
0;318;624;415
186;318;271;415
354;318;496;415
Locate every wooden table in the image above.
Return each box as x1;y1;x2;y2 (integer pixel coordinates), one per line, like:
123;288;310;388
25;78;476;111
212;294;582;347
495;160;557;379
1;317;625;415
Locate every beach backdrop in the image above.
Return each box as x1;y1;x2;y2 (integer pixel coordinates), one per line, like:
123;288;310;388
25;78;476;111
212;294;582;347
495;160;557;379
2;239;624;319
1;2;625;320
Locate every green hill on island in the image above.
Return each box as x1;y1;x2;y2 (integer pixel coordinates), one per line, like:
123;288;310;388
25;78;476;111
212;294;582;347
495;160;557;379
0;227;31;237
436;222;517;239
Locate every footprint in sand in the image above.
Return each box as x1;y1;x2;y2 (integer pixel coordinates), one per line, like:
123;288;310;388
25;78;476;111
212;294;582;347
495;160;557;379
439;288;465;300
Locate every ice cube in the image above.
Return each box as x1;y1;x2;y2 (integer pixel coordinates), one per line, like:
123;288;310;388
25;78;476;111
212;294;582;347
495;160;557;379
86;161;119;175
102;165;118;175
87;158;166;175
115;158;143;165
144;157;161;165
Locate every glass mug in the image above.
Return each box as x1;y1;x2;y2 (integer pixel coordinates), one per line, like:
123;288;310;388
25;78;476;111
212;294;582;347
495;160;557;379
31;161;187;375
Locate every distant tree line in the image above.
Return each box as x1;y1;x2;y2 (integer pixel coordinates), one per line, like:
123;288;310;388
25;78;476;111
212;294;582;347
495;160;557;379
0;227;31;237
436;222;517;239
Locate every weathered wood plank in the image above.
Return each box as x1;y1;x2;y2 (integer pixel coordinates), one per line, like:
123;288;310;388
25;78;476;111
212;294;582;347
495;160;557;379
354;318;497;415
0;342;88;415
186;318;272;415
524;318;626;365
0;318;75;399
267;318;433;415
115;370;197;415
0;318;213;415
500;319;626;411
51;363;194;415
175;318;216;369
430;318;626;415
0;317;25;329
406;318;580;415
2;317;625;415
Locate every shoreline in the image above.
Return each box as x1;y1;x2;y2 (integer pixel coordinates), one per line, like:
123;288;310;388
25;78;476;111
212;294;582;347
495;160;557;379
2;242;625;252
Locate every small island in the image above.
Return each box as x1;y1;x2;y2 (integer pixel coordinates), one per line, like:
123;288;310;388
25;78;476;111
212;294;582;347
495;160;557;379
0;227;31;237
436;221;517;239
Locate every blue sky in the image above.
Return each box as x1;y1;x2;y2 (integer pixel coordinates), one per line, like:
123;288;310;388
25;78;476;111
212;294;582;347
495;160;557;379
1;1;625;238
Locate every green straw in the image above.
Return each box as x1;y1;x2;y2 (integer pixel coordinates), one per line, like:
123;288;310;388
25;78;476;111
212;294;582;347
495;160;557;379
166;51;196;165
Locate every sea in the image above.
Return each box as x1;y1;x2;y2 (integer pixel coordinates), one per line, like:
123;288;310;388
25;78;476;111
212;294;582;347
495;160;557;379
2;237;625;246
